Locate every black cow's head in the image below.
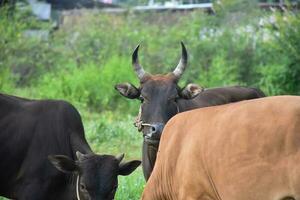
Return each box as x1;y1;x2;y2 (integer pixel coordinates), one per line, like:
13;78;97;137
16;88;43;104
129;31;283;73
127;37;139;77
115;42;203;141
48;152;141;200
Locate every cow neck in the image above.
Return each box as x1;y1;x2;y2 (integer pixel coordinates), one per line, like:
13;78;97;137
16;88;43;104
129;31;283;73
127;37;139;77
76;174;81;200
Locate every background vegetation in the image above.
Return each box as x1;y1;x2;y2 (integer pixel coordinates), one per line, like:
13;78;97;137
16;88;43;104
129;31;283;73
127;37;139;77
0;0;300;199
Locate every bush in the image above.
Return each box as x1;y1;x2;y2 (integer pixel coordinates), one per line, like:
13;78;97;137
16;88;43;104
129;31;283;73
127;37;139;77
258;10;300;95
33;56;139;113
197;52;239;87
2;4;300;111
0;67;15;93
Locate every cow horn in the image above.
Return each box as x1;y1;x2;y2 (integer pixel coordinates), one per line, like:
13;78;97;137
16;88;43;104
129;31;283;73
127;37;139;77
173;42;188;79
116;153;125;163
132;45;146;80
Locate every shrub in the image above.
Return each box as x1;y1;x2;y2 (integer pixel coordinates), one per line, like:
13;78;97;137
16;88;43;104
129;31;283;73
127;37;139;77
0;67;15;93
2;5;300;112
34;56;139;113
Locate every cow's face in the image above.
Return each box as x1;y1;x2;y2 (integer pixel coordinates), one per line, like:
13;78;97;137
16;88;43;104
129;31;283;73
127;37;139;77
49;153;141;200
115;42;203;140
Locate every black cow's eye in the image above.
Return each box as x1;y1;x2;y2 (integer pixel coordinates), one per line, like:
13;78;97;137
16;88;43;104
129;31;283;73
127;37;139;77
80;183;86;191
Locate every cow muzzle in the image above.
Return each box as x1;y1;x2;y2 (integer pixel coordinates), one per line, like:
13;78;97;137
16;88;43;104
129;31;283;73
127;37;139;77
142;123;165;141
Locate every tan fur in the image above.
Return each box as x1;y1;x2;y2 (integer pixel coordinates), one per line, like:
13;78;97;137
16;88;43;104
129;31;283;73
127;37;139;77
142;96;300;200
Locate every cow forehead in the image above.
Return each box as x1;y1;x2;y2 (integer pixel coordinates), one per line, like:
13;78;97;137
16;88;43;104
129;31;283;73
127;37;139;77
141;75;178;94
80;156;118;186
80;155;118;172
146;74;173;81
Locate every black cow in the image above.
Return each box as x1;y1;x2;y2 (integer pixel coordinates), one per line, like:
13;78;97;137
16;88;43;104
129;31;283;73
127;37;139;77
0;93;140;200
115;42;265;180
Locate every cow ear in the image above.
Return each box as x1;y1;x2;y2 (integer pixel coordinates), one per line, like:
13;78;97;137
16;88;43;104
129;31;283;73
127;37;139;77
48;155;78;173
180;83;204;99
118;160;141;176
115;83;140;99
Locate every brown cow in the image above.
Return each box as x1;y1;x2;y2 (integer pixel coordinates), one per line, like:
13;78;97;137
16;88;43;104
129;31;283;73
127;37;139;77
142;96;300;200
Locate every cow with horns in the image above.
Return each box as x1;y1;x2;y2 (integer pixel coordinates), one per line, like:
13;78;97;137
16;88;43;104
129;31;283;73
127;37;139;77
115;42;265;180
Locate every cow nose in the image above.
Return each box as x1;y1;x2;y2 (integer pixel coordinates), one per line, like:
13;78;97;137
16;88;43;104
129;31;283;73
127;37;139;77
145;123;165;140
150;124;163;134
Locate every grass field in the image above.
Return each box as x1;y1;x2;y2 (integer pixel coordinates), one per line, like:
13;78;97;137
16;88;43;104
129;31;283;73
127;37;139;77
83;111;145;200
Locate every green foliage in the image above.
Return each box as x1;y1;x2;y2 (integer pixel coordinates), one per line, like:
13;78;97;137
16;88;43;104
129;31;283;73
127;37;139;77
2;1;300;100
83;111;141;158
32;56;139;113
98;56;139;112
115;169;145;200
0;6;57;87
34;64;102;108
0;67;15;93
258;63;286;95
198;52;239;87
272;11;300;94
258;11;300;95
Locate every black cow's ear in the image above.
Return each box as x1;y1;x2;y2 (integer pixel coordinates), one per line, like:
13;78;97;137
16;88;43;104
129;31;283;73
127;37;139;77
180;83;204;99
118;160;141;176
48;155;78;173
115;83;140;99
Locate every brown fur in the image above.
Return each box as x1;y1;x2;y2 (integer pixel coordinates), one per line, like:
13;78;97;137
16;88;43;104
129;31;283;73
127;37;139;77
142;96;300;200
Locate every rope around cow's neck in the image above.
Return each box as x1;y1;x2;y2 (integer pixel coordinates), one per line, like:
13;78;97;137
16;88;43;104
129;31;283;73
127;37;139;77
134;102;180;132
76;175;80;200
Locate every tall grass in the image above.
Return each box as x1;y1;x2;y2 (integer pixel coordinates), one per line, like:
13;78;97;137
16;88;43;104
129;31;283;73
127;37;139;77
2;7;300;101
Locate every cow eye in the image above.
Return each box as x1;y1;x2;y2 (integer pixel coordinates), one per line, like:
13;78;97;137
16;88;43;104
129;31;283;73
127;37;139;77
80;183;87;191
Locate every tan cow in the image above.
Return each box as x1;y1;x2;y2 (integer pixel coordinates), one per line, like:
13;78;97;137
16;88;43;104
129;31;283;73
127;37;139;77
142;96;300;200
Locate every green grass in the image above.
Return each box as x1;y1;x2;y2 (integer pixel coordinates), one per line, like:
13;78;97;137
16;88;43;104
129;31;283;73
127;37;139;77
81;110;142;159
82;111;145;200
116;168;145;200
82;110;146;199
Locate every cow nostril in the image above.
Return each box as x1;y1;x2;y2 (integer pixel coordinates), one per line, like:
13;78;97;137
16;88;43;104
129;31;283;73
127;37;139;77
151;126;156;132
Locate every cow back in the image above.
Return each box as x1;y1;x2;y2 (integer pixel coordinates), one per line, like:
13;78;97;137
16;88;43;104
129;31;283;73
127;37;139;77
144;96;300;200
0;93;89;199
